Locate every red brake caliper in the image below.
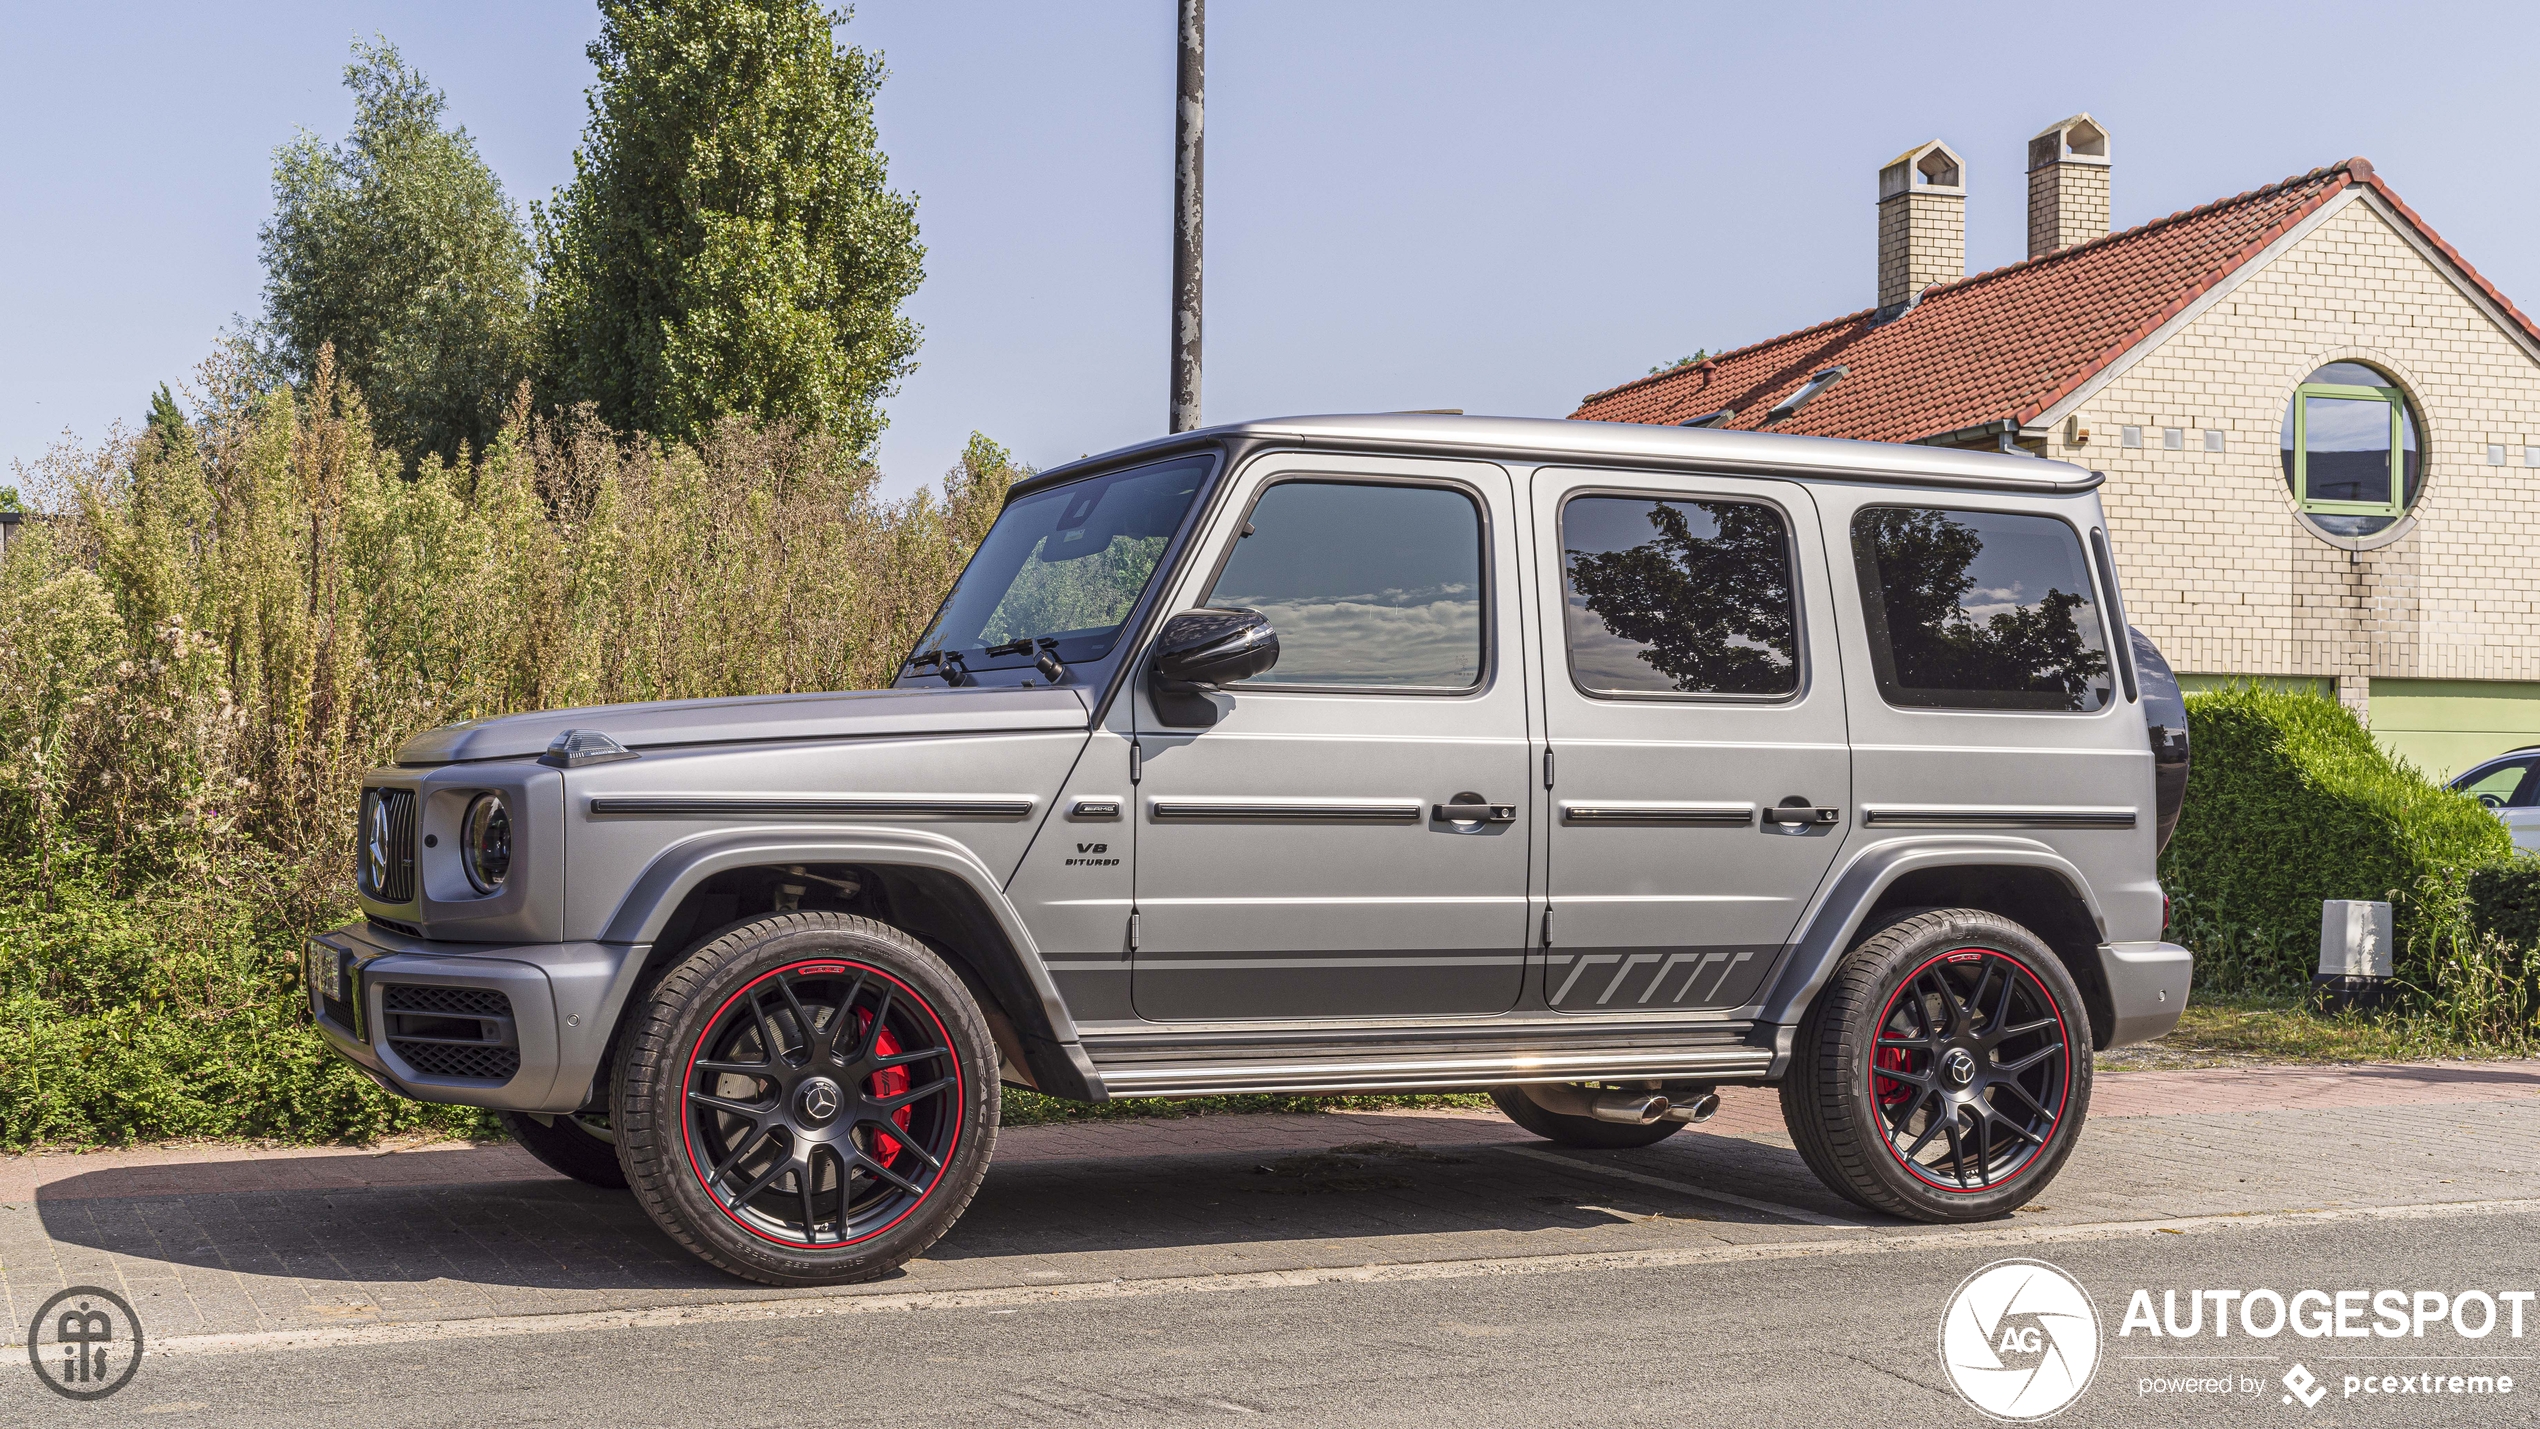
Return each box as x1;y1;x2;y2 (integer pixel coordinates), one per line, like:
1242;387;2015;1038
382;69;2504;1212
857;1009;913;1165
1874;1045;1915;1108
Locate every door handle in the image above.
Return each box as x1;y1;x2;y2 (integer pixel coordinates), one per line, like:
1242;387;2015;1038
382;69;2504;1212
1433;800;1517;824
1763;802;1841;826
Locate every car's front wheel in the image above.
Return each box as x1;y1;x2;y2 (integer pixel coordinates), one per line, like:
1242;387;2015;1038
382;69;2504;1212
1781;908;2092;1222
613;912;999;1286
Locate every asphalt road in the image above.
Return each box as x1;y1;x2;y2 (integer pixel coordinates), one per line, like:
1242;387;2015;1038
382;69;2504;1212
13;1200;2540;1429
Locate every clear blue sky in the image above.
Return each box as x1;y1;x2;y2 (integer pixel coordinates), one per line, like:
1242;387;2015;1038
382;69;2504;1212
6;1;2535;496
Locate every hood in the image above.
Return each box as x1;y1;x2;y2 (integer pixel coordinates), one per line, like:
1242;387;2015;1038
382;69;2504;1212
395;685;1092;766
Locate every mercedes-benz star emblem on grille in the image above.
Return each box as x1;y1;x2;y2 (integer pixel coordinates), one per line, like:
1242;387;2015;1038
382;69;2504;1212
365;794;392;896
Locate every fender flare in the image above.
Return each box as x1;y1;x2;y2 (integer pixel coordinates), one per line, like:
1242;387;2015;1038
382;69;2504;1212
592;824;1104;1099
1756;837;2109;1074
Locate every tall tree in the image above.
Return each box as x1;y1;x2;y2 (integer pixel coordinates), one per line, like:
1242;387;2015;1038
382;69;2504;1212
261;40;534;469
535;0;924;450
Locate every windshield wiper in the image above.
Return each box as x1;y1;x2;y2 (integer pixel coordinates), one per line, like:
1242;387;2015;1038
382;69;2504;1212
980;637;1070;683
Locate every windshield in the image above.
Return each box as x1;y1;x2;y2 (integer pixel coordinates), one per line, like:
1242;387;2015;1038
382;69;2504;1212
908;455;1211;674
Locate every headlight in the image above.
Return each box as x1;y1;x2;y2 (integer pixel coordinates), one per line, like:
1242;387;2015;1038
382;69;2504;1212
461;793;513;894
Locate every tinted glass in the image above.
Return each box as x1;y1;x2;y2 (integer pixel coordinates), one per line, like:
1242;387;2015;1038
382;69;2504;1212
2300;395;2394;504
2456;758;2538;808
2280;363;2421;537
1205;481;1484;689
1560;496;1798;696
1852;507;2112;712
913;456;1210;671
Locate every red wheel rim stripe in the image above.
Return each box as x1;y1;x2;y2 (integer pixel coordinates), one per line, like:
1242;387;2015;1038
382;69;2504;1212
678;958;964;1251
1869;946;2070;1194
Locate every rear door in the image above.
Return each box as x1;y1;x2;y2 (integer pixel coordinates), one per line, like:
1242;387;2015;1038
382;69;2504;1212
1534;469;1852;1014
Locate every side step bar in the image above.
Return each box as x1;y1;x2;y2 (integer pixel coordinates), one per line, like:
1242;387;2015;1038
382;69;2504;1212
1087;1044;1774;1098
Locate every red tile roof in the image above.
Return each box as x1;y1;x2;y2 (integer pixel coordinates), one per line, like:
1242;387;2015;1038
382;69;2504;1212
1569;159;2540;443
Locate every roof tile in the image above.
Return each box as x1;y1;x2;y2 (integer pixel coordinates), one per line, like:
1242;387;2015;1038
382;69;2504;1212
1567;160;2495;443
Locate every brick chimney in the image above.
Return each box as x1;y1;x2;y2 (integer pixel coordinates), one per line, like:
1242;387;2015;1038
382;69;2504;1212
2026;114;2110;258
1877;140;1965;309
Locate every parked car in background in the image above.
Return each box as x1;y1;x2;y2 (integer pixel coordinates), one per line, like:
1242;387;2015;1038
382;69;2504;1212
2451;749;2540;851
307;414;2194;1286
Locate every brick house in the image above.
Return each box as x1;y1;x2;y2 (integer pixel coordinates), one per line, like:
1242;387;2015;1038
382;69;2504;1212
1570;117;2540;777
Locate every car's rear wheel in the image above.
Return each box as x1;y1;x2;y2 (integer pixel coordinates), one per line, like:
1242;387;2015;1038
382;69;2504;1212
1489;1086;1686;1149
613;912;998;1286
498;1110;628;1189
1781;908;2091;1222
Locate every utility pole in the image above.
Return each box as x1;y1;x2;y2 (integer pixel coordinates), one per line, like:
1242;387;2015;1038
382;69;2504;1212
1170;0;1203;433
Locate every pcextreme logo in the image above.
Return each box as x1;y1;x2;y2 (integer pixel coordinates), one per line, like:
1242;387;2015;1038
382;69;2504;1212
1939;1258;2103;1421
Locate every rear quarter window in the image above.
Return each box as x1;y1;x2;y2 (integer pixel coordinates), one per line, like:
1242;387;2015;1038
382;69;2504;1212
1850;506;2113;713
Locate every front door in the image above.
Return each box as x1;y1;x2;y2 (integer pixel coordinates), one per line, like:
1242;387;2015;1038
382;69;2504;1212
1130;455;1533;1021
1534;468;1852;1014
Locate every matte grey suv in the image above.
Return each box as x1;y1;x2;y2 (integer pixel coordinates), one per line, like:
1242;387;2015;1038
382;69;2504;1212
311;414;2194;1285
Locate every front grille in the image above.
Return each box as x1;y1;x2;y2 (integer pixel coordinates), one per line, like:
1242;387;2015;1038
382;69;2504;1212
361;788;418;903
381;983;519;1083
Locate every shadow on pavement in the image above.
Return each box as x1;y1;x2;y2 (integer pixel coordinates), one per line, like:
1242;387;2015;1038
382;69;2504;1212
29;1129;1848;1292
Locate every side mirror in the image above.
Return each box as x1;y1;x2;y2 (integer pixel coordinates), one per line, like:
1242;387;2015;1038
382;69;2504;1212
1149;608;1279;725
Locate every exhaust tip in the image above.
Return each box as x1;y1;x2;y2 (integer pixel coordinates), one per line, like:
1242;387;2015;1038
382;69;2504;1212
1662;1091;1722;1124
1590;1091;1671;1125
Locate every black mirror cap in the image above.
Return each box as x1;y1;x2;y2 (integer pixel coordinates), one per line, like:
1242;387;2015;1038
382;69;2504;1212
1152;607;1281;688
2130;626;2189;855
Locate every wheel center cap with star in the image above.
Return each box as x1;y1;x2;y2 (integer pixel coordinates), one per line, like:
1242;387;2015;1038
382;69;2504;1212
1940;1048;1979;1088
796;1076;843;1125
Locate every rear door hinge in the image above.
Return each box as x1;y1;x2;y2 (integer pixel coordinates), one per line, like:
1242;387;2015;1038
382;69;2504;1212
1542;747;1555;789
1130;737;1143;785
1129;909;1141;952
1540;906;1554;947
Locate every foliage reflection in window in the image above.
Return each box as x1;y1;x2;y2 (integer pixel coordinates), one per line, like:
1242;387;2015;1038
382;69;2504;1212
1851;507;2111;712
1560;496;1798;696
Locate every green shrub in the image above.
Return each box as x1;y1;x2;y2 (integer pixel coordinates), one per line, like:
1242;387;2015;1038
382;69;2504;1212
2469;857;2540;947
0;845;493;1148
2160;684;2511;993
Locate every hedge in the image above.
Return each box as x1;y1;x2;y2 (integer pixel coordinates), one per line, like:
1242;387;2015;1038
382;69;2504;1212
2159;684;2510;992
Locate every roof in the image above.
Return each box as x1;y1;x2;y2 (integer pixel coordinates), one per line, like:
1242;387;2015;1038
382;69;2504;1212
1011;412;2099;504
1569;158;2540;443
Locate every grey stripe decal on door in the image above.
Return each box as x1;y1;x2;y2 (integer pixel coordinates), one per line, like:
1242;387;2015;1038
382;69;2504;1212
1148;799;1424;822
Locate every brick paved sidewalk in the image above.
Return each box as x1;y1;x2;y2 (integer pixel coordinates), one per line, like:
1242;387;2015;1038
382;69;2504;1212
3;1057;2537;1345
5;1057;2534;1203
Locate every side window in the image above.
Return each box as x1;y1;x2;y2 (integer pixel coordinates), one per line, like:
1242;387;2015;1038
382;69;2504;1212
1559;495;1799;697
1203;480;1484;690
1851;506;2113;713
2457;758;2538;809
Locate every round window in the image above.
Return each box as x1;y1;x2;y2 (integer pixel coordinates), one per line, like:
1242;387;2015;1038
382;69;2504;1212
2280;362;2421;538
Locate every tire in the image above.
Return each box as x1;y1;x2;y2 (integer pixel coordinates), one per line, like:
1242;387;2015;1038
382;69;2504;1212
1781;908;2093;1222
1489;1086;1686;1150
613;912;999;1286
498;1110;629;1189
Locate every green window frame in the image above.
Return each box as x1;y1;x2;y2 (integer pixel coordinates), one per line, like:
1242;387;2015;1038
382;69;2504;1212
2287;380;2408;519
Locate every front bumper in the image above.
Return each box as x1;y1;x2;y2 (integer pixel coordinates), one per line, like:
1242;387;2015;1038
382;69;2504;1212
2096;940;2195;1048
307;922;641;1114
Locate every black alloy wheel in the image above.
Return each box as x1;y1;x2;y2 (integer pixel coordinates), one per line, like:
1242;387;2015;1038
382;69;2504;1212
1781;908;2092;1222
615;913;997;1285
1866;949;2069;1192
682;960;960;1247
